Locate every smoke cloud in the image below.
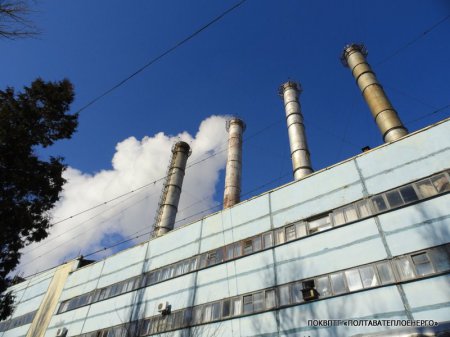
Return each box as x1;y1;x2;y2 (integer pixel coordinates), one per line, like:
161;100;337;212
18;115;228;276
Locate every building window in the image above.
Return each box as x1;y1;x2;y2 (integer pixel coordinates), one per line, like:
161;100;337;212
291;282;303;303
234;242;242;258
385;190;404;208
243;240;253;255
345;269;363;291
253;236;262;252
359;265;378;288
376;262;395;284
430;245;450;272
372;195;388;212
226;244;234;260
243;295;253;314
308;215;332;234
399;185;419;203
222;299;231;317
278;284;291;306
416;179;437;198
263;232;273;248
285;225;296;241
265;289;276;309
332;208;346;226
330;272;347;295
395;257;416;280
232;297;242;316
431;173;450;193
253;292;264;312
275;228;285;244
357;200;372;218
295;222;307;238
211;302;221;321
411;252;434;276
315;277;331;297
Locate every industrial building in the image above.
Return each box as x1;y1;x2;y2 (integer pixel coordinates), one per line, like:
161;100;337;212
1;44;449;337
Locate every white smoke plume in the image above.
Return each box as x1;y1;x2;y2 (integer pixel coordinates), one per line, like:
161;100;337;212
18;115;229;276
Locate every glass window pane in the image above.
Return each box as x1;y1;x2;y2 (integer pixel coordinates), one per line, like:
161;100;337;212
253;292;264;312
190;256;198;271
399;185;419;203
234;242;242;257
431;174;450;193
216;247;224;263
295;222;307;238
359;265;378;288
308;215;332;233
395;257;415;280
243;295;253;314
330;273;347;295
199;254;207;269
357;200;372;218
207;251;217;266
265;289;276;309
333;209;346;226
193;307;202;324
377;262;395;284
344;206;358;222
412;253;434;276
291;282;303;303
372;195;388;212
430;246;450;272
345;269;363;291
222;300;231;317
263;232;273;248
416;179;437;198
211;302;221;321
285;225;296;241
386;190;404;208
243;240;253;255
226;245;234;260
315;277;331;297
253;236;262;252
232;297;242;316
275;228;285;244
279;284;290;305
203;304;212;322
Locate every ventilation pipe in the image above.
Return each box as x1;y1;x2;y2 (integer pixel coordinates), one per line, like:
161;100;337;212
153;141;191;238
223;118;245;209
279;81;313;180
341;43;408;142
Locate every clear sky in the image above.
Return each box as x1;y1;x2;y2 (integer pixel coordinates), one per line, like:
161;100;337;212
2;0;449;275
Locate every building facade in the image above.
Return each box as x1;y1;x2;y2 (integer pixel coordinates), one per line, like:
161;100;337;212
1;118;450;337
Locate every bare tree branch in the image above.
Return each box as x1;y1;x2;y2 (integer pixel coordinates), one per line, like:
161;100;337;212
0;0;39;39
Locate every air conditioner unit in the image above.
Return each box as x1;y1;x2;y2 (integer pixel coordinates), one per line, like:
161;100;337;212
157;301;170;315
56;328;68;337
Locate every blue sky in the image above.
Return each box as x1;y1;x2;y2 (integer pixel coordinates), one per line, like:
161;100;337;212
3;0;449;274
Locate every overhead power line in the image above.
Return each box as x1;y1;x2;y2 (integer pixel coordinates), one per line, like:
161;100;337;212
405;104;450;126
376;14;450;66
74;0;248;115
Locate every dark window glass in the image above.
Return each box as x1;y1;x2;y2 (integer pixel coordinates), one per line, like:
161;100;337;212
243;295;253;313
399;185;419;203
199;254;208;269
431;174;450;193
430;245;450;272
190;256;198;271
372;195;388;212
207;251;217;266
412;253;434;276
234;242;242;257
140;319;151;335
193;307;202;324
263;232;273;248
222;299;231;317
377;262;395;284
386;190;404;208
211;302;221;321
226;245;234;260
175;262;184;276
285;225;296;241
330;273;347;294
216;247;224;263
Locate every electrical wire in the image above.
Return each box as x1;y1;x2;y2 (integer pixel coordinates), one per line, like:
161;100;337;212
74;0;248;115
376;14;450;66
405;104;450;126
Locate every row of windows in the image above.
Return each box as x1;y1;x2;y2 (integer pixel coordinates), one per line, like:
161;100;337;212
74;244;450;337
57;170;450;314
0;310;36;332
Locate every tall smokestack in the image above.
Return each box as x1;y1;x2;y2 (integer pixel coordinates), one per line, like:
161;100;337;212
153;141;191;238
341;43;408;142
279;81;313;180
223;118;245;209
